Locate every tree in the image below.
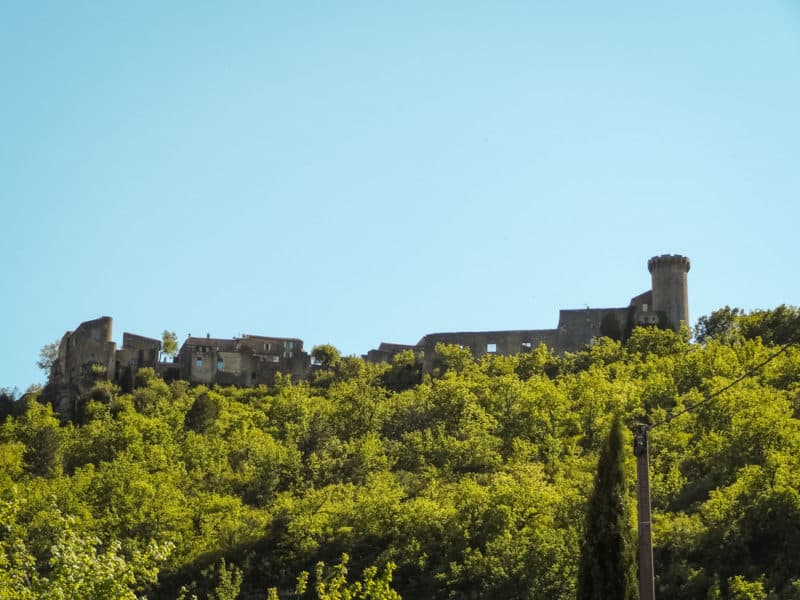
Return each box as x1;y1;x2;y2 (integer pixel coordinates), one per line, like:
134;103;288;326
39;526;172;600
312;344;342;369
694;306;743;344
381;349;423;391
266;554;401;600
577;415;637;600
185;392;220;433
16;398;62;477
311;344;344;388
207;559;243;600
36;341;60;374
738;304;800;346
0;387;19;421
694;305;800;346
162;330;179;359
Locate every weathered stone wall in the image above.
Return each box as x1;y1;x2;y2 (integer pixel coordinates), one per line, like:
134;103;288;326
177;335;309;388
367;254;691;369
649;254;691;330
115;333;162;390
122;333;160;352
555;308;629;352
57;317;116;382
47;316;116;420
364;343;416;364
418;329;560;371
47;254;690;419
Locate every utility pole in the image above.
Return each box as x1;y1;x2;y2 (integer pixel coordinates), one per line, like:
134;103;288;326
633;423;656;600
626;340;798;600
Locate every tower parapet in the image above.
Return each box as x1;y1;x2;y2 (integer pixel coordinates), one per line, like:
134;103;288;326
647;254;690;331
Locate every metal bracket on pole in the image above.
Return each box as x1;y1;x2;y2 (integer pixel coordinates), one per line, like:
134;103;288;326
634;423;656;600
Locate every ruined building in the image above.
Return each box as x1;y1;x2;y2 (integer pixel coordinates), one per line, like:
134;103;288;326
45;319;309;420
177;334;308;387
365;254;691;370
45;254;689;420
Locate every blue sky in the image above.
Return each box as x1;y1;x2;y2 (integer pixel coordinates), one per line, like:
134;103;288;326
2;1;799;391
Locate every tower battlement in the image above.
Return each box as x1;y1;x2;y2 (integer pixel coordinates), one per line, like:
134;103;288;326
648;254;691;274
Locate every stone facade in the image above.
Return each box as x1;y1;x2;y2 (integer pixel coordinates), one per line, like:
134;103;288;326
648;254;691;330
45;255;689;420
45;319;309;420
47;317;119;419
366;254;690;366
178;334;308;387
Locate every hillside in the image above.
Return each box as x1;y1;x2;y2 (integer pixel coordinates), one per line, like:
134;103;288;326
1;306;799;599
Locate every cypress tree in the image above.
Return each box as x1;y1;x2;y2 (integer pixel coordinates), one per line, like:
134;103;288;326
577;415;638;600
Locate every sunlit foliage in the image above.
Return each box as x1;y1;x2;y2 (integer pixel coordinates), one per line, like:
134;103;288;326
1;306;798;598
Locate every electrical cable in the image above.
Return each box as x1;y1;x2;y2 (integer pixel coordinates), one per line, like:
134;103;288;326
647;337;800;431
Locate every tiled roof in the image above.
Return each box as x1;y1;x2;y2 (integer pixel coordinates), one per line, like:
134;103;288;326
182;337;238;351
181;334;305;354
241;334;303;343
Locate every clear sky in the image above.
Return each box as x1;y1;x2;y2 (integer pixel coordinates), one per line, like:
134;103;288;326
2;1;799;392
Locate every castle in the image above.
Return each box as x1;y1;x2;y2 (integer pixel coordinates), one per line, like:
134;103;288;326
46;254;690;419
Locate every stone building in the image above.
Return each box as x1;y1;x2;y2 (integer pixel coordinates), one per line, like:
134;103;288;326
45;318;309;420
45;254;689;420
178;334;309;387
45;317;163;420
365;254;691;369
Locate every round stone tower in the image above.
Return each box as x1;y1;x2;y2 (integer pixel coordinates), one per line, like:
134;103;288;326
647;254;690;331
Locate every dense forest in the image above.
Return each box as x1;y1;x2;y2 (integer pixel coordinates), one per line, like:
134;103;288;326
1;305;799;599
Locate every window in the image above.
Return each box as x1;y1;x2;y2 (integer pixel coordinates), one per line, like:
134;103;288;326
217;358;223;370
196;357;203;368
487;343;497;353
642;303;648;312
521;341;532;350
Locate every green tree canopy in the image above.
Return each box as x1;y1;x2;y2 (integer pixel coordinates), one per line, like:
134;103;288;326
162;330;179;358
36;341;60;374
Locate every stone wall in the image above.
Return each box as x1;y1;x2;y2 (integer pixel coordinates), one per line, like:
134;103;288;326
45;254;690;420
418;329;560;371
177;335;309;388
47;316;117;420
649;254;691;330
555;307;630;352
366;254;690;369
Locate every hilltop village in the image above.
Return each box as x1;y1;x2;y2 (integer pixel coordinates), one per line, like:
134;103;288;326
45;254;690;420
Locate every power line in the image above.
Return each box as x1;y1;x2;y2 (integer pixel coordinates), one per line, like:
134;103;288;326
648;338;799;431
634;336;798;599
